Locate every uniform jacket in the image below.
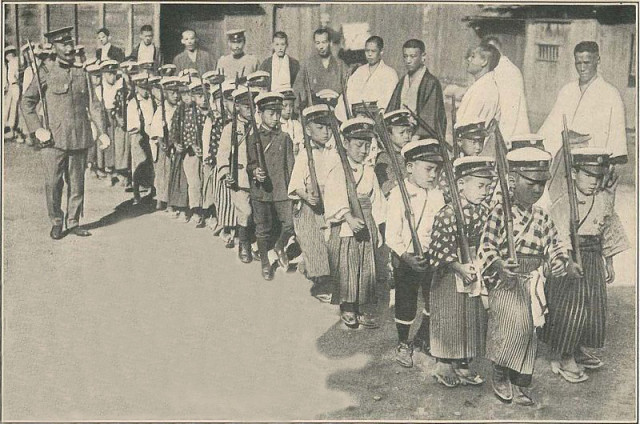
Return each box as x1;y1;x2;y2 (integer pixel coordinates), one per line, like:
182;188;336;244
96;45;126;63
23;60;98;151
246;125;295;202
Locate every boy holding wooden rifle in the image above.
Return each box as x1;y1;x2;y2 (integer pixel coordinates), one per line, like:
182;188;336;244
324;116;386;329
541;147;629;383
374;109;415;197
247;92;295;280
428;156;495;387
148;76;181;211
100;60;126;186
386;139;445;367
288;103;337;301
478;146;579;406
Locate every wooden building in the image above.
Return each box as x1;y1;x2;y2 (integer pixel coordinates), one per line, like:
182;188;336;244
4;3;635;132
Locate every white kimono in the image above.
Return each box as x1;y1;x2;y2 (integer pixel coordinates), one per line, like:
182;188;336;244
493;56;530;141
455;71;500;129
538;75;627;159
288;140;338;200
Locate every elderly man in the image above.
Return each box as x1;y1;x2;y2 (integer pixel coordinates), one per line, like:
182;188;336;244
335;35;398;122
482;36;530;141
387;39;446;139
173;29;216;76
23;27;104;239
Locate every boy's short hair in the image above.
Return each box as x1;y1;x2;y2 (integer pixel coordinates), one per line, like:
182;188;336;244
574;41;599;56
366;36;384;50
273;31;288;44
140;24;153;33
182;29;196;39
403;39;425;53
313;28;330;40
97;28;110;37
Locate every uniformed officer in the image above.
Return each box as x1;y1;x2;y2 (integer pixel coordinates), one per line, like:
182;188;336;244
216;29;260;79
23;27;100;239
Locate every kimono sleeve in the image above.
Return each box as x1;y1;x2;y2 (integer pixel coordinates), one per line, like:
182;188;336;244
323;160;351;224
429;205;459;268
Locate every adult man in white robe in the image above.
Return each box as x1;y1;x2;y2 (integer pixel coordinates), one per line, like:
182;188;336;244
483;36;530;141
538;41;628;205
335;36;398;122
455;43;501;156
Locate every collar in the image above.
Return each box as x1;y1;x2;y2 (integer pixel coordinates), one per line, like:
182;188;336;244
347;156;364;172
475;70;495;83
406;65;427;83
102;43;112;51
273;53;288;61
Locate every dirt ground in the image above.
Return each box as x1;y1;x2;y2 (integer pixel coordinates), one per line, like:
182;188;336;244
2;142;637;421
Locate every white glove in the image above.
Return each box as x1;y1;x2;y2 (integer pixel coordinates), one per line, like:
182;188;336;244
98;133;111;150
388;289;396;308
35;128;52;143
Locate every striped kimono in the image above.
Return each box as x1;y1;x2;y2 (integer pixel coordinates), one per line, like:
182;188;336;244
324;157;387;306
429;201;489;361
201;112;224;210
479;202;568;378
541;189;629;354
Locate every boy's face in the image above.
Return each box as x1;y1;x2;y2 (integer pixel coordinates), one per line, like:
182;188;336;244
193;91;206;108
104;71;117;85
314;33;330;57
574;168;602;196
345;137;372;163
365;41;382;66
459;137;485;156
229;40;246;57
512;173;546;206
281;99;294;120
166;89;180;105
180;91;193;104
459;175;492;204
237;103;252;120
306;122;330;146
141;30;153;46
272;37;287;57
182;31;196;51
261;108;281;129
90;74;101;85
136;86;150;99
389;125;413;151
97;32;109;46
403;47;424;74
407;159;440;189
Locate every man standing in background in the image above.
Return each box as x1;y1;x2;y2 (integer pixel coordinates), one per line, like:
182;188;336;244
129;25;163;71
260;31;300;91
217;29;260;80
173;29;216;76
96;28;125;62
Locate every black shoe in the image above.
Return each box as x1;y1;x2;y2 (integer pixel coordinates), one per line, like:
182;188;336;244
225;239;235;249
513;385;535;406
195;215;207;228
261;263;274;280
395;342;414;368
50;225;64;240
69;227;92;237
492;368;513;403
238;243;252;263
413;337;431;355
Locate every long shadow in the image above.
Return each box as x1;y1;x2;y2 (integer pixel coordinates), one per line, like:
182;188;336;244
82;194;157;231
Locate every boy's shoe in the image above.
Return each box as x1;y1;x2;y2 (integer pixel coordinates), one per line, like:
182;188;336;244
395;342;414;368
313;293;332;303
413;337;431;355
357;314;379;329
513;385;535;406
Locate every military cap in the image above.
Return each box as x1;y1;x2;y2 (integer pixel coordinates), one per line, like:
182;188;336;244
202;70;225;86
159;64;177;77
148;75;162;86
74;45;85;54
84;57;98;66
40;43;55;56
302;104;332;125
401;138;442;163
455;121;487;141
161;76;182;91
226;29;246;42
246;70;271;88
352;101;379;118
506;147;552;182
383;109;414;127
100;59;119;73
120;60;138;73
20;42;35;53
132;71;151;87
85;63;102;75
567;129;592;146
179;68;200;78
341;116;376;140
138;60;155;71
571;147;611;177
453;156;496;179
255;92;284;111
232;86;260;105
177;76;192;92
220;81;236;100
509;133;545;151
5;45;17;54
188;78;206;93
44;26;74;44
276;88;296;101
315;89;340;107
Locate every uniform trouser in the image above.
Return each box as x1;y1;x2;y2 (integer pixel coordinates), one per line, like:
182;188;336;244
182;154;202;209
229;188;252;227
3;84;20;130
394;258;432;324
41;147;87;228
251;199;294;251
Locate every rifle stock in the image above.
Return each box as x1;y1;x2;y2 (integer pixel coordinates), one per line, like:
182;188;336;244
451;97;459;158
562;115;582;266
297;95;323;214
245;86;269;182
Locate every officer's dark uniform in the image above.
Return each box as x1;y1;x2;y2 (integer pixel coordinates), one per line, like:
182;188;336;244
23;27;98;239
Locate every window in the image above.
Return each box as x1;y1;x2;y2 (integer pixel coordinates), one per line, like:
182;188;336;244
629;33;636;88
536;43;559;62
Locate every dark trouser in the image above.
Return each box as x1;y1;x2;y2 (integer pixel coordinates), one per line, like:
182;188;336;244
310;276;333;296
41;147;87;229
394;257;432;343
493;362;532;387
252;199;294;250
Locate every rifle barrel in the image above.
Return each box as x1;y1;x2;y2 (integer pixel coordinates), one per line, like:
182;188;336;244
562;114;582;266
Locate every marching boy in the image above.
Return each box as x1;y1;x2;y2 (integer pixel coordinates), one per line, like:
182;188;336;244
478;146;579;406
541;147;629;382
288;104;337;301
428;156;495;387
375;109;415;198
324;117;387;329
247;92;295;280
386;139;445;366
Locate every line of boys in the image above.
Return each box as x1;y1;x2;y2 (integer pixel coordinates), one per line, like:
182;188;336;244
79;35;627;408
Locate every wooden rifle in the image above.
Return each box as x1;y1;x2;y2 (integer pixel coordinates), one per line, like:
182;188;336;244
451;96;459;158
26;40;49;130
490;120;518;263
303;68;314;109
405;104;472;265
340;71;353;120
245;83;269;183
401;103;449;150
218;69;227;123
364;105;423;256
562;114;582;267
296;93;323;214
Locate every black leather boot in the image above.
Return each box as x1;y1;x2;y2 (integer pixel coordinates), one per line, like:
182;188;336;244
237;226;252;263
257;239;273;280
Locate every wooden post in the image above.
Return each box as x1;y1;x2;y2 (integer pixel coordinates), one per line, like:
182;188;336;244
14;4;20;50
73;4;79;44
98;3;105;29
153;3;161;49
128;4;134;54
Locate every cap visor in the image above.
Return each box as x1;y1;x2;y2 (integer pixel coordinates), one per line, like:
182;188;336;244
517;170;551;182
